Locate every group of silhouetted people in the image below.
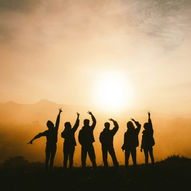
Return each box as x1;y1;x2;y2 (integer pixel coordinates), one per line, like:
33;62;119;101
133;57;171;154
28;109;155;170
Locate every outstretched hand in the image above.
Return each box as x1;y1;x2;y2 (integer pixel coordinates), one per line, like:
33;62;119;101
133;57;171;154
27;140;33;144
131;118;136;122
88;111;92;115
148;112;150;117
109;118;115;122
77;112;80;117
59;108;63;113
131;118;141;127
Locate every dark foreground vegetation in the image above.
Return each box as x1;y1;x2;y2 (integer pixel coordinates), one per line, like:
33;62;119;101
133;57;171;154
0;156;190;191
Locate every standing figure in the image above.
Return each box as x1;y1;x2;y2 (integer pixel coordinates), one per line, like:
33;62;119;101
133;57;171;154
28;109;62;170
99;119;119;167
78;111;97;168
61;113;80;168
122;118;141;167
141;112;155;165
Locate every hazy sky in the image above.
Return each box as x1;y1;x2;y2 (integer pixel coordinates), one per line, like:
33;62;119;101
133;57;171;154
1;0;191;115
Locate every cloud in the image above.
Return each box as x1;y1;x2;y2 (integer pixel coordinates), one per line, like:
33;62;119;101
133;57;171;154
0;0;191;48
124;0;191;49
0;0;38;13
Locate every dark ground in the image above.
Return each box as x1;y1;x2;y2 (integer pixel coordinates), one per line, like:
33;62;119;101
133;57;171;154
0;156;191;191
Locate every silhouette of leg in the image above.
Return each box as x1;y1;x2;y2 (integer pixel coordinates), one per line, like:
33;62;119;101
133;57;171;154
131;148;137;166
102;145;108;167
108;147;119;167
88;144;97;168
125;149;130;167
69;146;75;168
45;146;50;170
148;147;154;165
63;148;69;168
81;146;87;168
50;145;57;170
144;148;148;165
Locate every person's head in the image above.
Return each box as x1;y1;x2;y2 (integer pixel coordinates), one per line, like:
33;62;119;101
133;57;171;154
47;120;54;130
127;121;135;131
84;119;90;126
104;122;110;131
144;122;149;130
64;122;72;130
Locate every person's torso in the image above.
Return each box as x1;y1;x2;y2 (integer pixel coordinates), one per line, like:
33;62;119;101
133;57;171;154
100;131;114;146
142;129;154;147
46;129;58;145
79;127;94;145
125;130;139;147
63;130;76;146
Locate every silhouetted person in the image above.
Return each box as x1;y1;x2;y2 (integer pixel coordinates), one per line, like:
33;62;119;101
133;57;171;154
61;112;80;168
28;109;62;170
122;118;141;167
99;118;119;167
141;112;155;165
78;111;97;168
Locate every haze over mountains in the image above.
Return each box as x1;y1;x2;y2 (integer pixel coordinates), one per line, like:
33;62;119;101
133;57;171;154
0;99;191;166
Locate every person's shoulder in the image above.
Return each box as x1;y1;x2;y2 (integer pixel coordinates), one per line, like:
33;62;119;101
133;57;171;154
100;131;104;137
109;129;115;134
79;128;84;133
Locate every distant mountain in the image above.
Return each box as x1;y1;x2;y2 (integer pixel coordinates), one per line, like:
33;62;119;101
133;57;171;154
0;99;79;125
0;99;122;125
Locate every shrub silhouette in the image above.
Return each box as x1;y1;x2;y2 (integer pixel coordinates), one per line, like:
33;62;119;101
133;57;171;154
3;156;29;169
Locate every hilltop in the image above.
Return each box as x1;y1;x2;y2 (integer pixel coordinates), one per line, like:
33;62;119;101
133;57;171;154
0;155;190;191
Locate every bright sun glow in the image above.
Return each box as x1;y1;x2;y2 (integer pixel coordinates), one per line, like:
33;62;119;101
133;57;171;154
93;71;133;112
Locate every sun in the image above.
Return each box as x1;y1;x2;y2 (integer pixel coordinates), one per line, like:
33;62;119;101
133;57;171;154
93;71;133;112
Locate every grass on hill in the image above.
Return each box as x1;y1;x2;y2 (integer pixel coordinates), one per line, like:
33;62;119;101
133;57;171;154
0;155;190;191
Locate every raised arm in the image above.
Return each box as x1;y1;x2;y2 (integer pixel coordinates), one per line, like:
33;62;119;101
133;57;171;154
148;112;153;130
141;137;144;152
131;118;141;134
109;118;119;135
72;112;80;132
27;131;47;144
55;108;62;131
88;111;96;129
